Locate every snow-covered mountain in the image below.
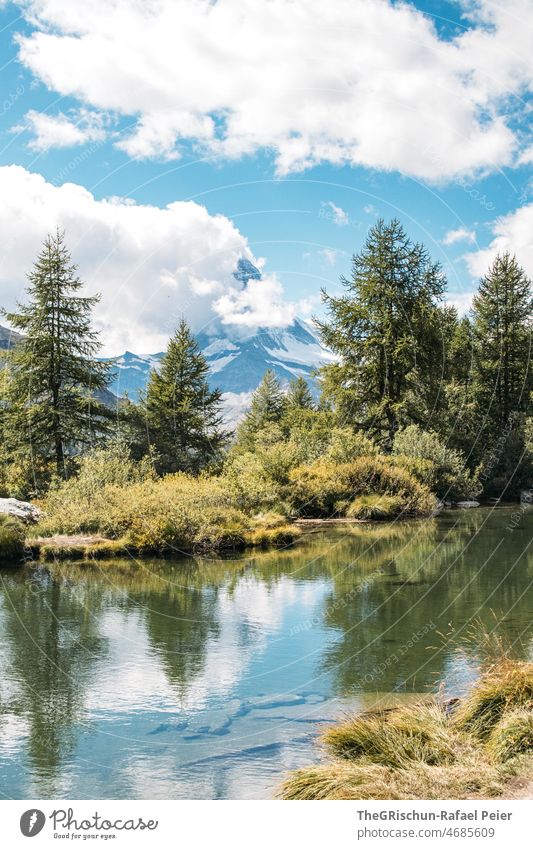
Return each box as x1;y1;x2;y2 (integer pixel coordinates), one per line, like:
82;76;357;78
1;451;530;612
0;325;22;350
106;318;334;413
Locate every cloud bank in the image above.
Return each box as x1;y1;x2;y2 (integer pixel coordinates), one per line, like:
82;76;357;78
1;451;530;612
0;166;298;354
13;0;533;179
465;202;533;280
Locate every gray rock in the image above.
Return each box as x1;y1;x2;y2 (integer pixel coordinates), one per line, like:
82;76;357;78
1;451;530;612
184;710;232;737
0;498;42;523
456;500;480;509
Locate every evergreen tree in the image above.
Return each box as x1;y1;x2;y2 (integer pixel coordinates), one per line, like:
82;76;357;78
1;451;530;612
432;312;481;461
471;252;532;433
2;230;110;480
317;219;446;446
235;369;285;448
286;376;314;411
470;253;533;496
144;319;225;473
448;314;475;387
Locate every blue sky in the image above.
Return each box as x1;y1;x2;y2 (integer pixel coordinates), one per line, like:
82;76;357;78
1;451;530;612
0;0;531;354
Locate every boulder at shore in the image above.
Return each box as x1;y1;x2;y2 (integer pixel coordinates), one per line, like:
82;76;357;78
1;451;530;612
456;500;480;509
0;498;42;523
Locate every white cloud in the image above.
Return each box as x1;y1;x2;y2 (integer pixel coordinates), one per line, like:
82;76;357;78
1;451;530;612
517;145;533;166
442;227;477;246
321;201;348;226
318;248;342;266
465;202;533;281
12;0;532;179
0;165;299;354
213;272;296;327
445;291;474;314
18;109;105;151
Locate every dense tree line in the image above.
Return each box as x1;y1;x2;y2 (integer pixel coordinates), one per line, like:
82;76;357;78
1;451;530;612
1;222;531;501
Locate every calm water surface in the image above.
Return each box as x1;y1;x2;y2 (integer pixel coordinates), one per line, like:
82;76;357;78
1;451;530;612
0;507;532;799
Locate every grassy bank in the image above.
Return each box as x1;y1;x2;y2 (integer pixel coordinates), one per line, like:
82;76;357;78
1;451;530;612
1;419;485;563
32;462;300;557
279;659;533;800
20;438;446;561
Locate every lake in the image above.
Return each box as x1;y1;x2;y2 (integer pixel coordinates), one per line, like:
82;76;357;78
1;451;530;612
0;507;532;799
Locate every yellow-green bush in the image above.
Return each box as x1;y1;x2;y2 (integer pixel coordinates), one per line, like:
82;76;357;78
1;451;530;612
346;494;406;521
0;514;26;562
38;471;297;554
221;451;286;513
393;425;480;501
289;456;435;518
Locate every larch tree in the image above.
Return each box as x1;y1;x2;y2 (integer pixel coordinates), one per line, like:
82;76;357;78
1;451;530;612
2;229;111;481
235;369;285;449
470;253;533;496
285;376;314;412
471;252;532;433
317;218;446;447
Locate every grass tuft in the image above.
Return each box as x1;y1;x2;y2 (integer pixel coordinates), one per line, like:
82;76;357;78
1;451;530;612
487;708;533;762
279;661;533;800
453;660;533;738
322;702;458;768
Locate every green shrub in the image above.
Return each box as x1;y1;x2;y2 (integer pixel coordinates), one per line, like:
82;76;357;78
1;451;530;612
393;425;480;501
0;514;26;562
323;428;378;464
289;456;435;518
221;450;286;512
225;421;379;510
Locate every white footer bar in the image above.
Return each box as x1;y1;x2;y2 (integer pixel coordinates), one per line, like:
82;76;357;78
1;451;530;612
1;799;530;847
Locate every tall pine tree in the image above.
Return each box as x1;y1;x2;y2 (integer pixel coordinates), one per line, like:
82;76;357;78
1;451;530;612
470;253;533;496
144;319;225;473
2;230;110;480
472;252;532;432
317;219;446;446
286;376;314;411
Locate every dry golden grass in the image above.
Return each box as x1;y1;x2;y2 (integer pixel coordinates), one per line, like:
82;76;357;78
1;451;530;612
322;701;459;768
279;754;512;800
279;661;533;800
487;709;533;762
